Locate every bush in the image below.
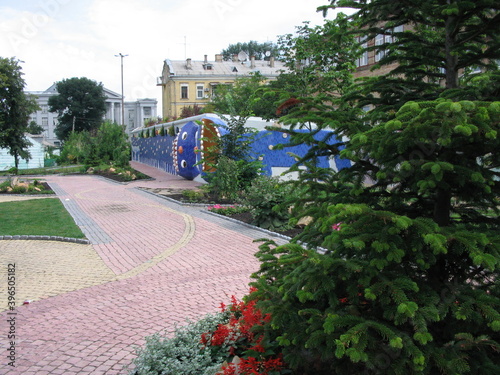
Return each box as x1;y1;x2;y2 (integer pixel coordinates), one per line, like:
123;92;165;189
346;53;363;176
58;131;93;164
181;189;206;203
239;176;296;231
204;157;262;202
201;291;288;375
93;121;131;167
130;312;230;375
207;204;249;216
58;122;130;168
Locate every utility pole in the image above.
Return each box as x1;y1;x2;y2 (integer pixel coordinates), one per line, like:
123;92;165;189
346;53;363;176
115;53;128;127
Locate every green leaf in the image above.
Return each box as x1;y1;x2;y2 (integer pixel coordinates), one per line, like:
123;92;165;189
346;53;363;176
414;332;433;344
450;102;462;113
389;337;403;349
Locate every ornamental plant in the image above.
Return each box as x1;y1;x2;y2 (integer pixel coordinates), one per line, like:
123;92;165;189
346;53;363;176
251;2;500;373
239;176;298;231
207;204;249;217
201;290;288;375
130;312;231;375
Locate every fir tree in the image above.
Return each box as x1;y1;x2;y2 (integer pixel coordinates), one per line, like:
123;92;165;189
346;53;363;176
250;2;500;374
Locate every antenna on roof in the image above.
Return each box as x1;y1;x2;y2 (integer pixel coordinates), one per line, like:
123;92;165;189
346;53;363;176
237;51;249;62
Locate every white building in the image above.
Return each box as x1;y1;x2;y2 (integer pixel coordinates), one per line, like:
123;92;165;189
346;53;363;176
27;84;157;145
0;134;45;171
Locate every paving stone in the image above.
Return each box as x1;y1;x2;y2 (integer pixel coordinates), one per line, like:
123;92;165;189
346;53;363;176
0;162;289;374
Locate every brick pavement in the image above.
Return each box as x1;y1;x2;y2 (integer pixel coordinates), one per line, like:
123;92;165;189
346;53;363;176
0;162;288;374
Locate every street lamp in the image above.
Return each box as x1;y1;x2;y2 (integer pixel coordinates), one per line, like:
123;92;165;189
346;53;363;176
115;53;128;127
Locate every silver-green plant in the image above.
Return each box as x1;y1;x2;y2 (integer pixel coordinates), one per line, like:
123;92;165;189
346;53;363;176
130;312;230;375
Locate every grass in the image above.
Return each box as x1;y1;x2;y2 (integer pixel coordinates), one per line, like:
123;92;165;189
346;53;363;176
0;198;86;238
0;165;85;176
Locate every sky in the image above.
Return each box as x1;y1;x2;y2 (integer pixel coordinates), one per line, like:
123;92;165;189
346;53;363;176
0;0;346;107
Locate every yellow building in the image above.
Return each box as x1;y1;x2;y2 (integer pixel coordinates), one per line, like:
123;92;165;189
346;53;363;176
157;54;286;119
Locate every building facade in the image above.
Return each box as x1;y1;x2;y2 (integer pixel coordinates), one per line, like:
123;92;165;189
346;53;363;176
27;84;157;145
157;54;286;119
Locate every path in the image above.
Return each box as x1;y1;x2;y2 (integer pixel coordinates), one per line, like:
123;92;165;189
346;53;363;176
0;162;287;374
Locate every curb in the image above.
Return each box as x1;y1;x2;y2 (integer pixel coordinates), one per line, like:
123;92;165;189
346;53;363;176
0;235;90;244
137;187;212;207
203;209;294;241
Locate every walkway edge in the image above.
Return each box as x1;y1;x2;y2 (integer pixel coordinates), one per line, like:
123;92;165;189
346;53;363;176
0;235;90;244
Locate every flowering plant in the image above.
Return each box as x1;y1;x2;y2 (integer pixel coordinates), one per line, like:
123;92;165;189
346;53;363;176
202;289;287;375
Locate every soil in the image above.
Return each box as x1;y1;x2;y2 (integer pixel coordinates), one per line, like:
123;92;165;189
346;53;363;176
89;169;151;183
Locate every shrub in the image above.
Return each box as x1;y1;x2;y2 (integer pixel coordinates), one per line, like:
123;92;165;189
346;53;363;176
130;312;230;375
203;156;241;201
58;122;130;168
181;189;206;202
201;291;288;375
92;121;130;167
239;176;296;231
58;131;93;164
207;204;249;216
204;157;262;202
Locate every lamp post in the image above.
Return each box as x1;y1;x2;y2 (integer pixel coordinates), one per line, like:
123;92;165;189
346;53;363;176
115;53;128;126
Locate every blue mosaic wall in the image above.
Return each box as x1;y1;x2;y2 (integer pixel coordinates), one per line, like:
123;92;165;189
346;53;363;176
249;129;350;176
131;134;177;175
131;126;351;180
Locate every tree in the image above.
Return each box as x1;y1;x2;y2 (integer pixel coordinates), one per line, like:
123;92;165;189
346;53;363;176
0;57;39;172
221;40;280;61
179;104;204;119
248;3;500;374
48;77;107;141
27;120;44;135
320;0;500;118
210;72;268;118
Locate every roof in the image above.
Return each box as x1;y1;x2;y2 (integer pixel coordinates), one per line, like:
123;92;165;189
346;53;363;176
164;58;287;79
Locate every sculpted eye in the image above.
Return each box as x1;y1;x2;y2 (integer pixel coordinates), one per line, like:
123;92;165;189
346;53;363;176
181;132;188;140
181;160;187;168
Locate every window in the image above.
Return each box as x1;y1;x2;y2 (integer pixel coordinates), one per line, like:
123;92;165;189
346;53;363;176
180;84;188;99
356;37;368;67
196;84;204;99
42;117;48;126
375;34;385;62
41;105;48;114
143;107;151;116
375;26;404;62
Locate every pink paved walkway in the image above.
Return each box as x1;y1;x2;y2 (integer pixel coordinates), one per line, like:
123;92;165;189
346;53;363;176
0;163;276;374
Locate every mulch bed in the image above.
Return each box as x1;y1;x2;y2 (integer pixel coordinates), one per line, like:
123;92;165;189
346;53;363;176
0;181;54;195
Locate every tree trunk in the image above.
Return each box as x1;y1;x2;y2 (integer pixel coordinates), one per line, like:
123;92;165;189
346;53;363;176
434;188;451;226
444;3;459;90
14;152;19;175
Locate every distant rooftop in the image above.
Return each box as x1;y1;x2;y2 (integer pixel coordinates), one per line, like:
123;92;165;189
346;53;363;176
164;54;287;78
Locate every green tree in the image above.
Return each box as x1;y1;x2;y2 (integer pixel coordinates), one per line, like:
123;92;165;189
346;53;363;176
249;3;500;374
48;77;107;141
320;0;500;118
0;57;39;172
92;121;130;167
27;120;44;135
210;72;267;117
221;40;279;61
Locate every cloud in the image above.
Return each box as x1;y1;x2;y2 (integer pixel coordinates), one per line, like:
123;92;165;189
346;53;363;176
0;0;348;103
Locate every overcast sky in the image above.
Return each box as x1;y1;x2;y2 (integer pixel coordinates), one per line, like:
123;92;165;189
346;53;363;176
0;0;346;106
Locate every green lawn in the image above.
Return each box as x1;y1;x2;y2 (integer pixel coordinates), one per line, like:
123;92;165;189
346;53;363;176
0;165;85;176
0;198;86;238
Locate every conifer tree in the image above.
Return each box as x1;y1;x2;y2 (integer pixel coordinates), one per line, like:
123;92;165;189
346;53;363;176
250;2;500;374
